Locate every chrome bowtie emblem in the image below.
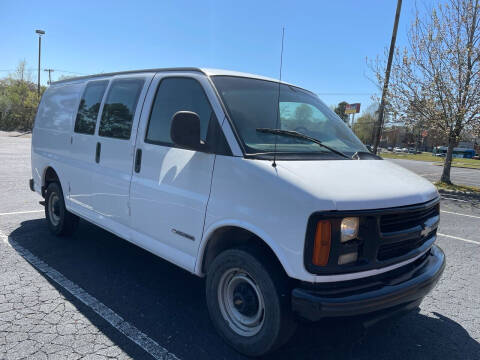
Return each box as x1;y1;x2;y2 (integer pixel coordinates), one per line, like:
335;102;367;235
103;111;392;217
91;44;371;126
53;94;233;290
421;215;439;237
421;225;432;237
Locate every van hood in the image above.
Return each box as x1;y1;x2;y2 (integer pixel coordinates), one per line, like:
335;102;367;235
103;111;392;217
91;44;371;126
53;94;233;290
277;159;438;211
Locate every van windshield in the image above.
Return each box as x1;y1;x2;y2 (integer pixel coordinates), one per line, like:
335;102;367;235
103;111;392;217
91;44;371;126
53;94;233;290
212;76;367;159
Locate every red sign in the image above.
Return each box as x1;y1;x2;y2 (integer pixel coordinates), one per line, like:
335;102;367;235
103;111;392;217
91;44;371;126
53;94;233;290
345;103;361;114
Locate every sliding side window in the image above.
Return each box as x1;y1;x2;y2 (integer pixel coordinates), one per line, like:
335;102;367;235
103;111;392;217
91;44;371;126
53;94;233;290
99;78;145;140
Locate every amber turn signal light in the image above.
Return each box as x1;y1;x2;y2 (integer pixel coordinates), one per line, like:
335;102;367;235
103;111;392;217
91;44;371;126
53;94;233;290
312;220;331;266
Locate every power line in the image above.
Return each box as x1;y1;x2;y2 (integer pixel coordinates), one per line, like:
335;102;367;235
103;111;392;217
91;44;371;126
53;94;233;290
0;69;377;94
0;68;86;75
317;92;375;96
53;69;87;75
44;69;54;84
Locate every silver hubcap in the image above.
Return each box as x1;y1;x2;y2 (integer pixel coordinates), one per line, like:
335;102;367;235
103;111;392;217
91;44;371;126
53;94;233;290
218;268;265;337
48;192;61;226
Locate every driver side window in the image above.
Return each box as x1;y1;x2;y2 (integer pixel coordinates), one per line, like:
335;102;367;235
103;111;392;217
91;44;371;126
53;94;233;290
145;77;212;146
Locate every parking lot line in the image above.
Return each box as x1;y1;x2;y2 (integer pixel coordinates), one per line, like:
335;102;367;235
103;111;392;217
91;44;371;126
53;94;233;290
0;209;44;216
438;233;480;245
440;196;469;202
441;210;480;219
0;229;179;360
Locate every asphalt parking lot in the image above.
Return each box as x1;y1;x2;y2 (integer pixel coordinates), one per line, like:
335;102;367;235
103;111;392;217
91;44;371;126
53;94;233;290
1;135;479;360
387;158;480;187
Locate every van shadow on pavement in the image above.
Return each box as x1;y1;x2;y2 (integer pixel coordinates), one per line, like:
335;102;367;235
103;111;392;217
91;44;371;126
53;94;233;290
9;218;480;360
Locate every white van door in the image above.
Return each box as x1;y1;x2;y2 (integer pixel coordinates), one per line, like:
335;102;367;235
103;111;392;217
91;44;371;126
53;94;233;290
129;74;226;271
91;75;152;228
69;80;109;212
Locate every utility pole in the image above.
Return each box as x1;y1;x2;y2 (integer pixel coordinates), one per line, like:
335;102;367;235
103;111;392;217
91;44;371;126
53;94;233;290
35;29;45;97
44;69;54;85
372;0;402;154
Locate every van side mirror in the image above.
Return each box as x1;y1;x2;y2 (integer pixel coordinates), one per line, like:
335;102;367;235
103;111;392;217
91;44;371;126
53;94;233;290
170;111;206;151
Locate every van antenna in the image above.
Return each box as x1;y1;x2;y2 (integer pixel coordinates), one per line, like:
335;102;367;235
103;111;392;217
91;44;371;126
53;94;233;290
272;27;285;168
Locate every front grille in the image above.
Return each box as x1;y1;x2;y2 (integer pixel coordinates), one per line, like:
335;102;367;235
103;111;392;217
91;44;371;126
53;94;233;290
305;198;440;275
380;203;439;233
378;235;433;261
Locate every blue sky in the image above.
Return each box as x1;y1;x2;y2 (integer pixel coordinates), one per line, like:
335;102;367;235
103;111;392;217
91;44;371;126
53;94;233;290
0;0;426;112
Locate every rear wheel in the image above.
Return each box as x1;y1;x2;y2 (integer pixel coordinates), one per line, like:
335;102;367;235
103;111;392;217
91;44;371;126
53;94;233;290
45;182;78;236
206;247;296;356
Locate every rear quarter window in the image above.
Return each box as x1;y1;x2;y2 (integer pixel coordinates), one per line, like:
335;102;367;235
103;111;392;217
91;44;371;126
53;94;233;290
35;83;83;131
74;80;109;135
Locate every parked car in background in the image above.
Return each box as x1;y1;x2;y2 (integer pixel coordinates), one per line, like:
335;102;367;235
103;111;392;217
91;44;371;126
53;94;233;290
402;147;409;153
394;147;402;152
408;148;416;154
387;146;393;151
30;68;445;356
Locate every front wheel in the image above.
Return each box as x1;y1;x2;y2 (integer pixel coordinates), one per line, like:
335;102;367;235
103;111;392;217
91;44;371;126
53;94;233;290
45;182;78;236
206;247;296;356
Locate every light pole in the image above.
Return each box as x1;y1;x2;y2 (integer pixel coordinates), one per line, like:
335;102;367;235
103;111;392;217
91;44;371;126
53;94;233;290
35;29;45;97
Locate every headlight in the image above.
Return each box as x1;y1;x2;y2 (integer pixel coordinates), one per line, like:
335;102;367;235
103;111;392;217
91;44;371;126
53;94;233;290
340;217;359;242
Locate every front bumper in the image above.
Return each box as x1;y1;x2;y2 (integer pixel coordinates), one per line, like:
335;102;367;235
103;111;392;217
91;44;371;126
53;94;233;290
292;245;445;321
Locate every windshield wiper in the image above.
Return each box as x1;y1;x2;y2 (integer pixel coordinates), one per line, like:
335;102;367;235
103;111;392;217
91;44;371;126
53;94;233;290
256;128;350;159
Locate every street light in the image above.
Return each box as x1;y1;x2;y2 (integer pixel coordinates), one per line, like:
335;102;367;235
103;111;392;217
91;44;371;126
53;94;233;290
35;29;45;97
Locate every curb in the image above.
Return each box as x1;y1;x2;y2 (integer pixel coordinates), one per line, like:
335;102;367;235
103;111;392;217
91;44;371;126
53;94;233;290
438;188;480;200
431;162;480;171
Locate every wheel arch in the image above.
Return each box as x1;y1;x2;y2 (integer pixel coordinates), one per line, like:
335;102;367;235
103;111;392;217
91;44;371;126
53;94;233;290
41;166;61;197
196;221;294;278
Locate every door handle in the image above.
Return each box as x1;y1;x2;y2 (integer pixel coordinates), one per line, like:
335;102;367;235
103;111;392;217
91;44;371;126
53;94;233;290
95;142;101;163
135;148;142;173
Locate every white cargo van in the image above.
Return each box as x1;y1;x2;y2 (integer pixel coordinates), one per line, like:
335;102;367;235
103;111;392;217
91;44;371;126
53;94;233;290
30;68;445;356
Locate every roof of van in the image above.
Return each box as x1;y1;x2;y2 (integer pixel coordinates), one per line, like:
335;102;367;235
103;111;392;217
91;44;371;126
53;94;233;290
51;67;292;86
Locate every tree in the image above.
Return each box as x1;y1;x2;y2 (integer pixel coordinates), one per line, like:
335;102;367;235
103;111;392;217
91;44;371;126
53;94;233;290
370;0;480;184
352;113;376;143
334;101;349;123
0;61;43;131
351;103;379;144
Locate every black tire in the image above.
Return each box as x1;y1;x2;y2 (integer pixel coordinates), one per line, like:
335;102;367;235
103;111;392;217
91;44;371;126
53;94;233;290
206;247;296;357
45;182;78;236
